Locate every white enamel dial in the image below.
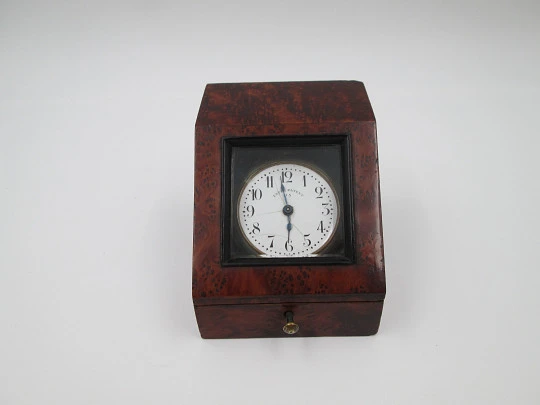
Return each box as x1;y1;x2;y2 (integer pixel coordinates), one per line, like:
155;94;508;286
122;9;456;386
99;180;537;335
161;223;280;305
238;163;339;257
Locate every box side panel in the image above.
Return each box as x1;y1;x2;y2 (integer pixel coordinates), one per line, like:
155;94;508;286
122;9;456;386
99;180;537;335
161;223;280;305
194;301;383;339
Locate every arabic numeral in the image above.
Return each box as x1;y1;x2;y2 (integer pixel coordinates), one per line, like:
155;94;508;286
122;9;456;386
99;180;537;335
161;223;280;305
315;186;323;198
316;221;324;233
321;203;330;215
251;189;262;200
268;235;275;248
281;171;292;183
303;234;311;247
252;222;260;234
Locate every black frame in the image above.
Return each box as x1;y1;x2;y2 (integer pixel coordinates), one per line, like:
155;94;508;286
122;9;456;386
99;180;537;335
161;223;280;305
221;135;355;266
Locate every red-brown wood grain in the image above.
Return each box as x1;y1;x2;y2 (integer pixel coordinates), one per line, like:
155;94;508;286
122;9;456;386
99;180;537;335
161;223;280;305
196;301;383;339
193;81;385;338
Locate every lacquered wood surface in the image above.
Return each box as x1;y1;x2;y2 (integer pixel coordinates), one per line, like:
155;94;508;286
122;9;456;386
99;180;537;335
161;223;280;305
195;81;376;127
195;301;383;339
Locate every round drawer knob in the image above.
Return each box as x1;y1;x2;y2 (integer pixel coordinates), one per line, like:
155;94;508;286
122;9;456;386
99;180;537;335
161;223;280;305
282;311;299;335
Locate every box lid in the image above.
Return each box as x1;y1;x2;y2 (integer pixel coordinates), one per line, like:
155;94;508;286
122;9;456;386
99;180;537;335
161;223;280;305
196;80;375;128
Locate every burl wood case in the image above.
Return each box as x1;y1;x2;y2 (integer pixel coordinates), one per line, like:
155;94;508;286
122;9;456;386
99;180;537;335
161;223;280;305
192;81;385;338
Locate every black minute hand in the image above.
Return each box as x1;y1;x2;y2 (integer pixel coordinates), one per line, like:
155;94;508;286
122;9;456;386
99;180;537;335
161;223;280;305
281;177;293;243
280;178;289;205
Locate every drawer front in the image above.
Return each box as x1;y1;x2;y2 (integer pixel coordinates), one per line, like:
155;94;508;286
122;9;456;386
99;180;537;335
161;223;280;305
195;301;383;339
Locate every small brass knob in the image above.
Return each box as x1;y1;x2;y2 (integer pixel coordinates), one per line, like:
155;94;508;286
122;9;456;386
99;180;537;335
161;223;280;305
283;311;299;335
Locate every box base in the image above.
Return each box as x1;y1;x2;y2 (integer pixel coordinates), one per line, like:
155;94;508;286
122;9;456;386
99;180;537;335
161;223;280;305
194;301;384;339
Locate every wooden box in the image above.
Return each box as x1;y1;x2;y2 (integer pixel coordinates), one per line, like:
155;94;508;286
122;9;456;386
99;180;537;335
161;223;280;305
193;81;385;338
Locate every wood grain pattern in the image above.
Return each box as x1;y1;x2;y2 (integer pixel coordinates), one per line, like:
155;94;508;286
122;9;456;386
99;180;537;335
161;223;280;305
192;81;385;337
195;301;383;339
195;81;375;127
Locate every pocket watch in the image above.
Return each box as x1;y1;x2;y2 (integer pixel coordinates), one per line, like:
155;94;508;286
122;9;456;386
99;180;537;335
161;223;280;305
238;162;339;257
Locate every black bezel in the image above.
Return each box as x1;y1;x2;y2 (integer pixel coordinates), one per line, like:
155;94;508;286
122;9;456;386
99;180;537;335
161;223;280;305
221;135;355;266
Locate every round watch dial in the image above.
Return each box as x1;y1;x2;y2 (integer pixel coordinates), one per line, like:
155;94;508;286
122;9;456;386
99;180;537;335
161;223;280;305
238;163;339;257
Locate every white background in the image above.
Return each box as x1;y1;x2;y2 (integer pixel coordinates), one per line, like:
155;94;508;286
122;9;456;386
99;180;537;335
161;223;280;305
1;1;539;404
